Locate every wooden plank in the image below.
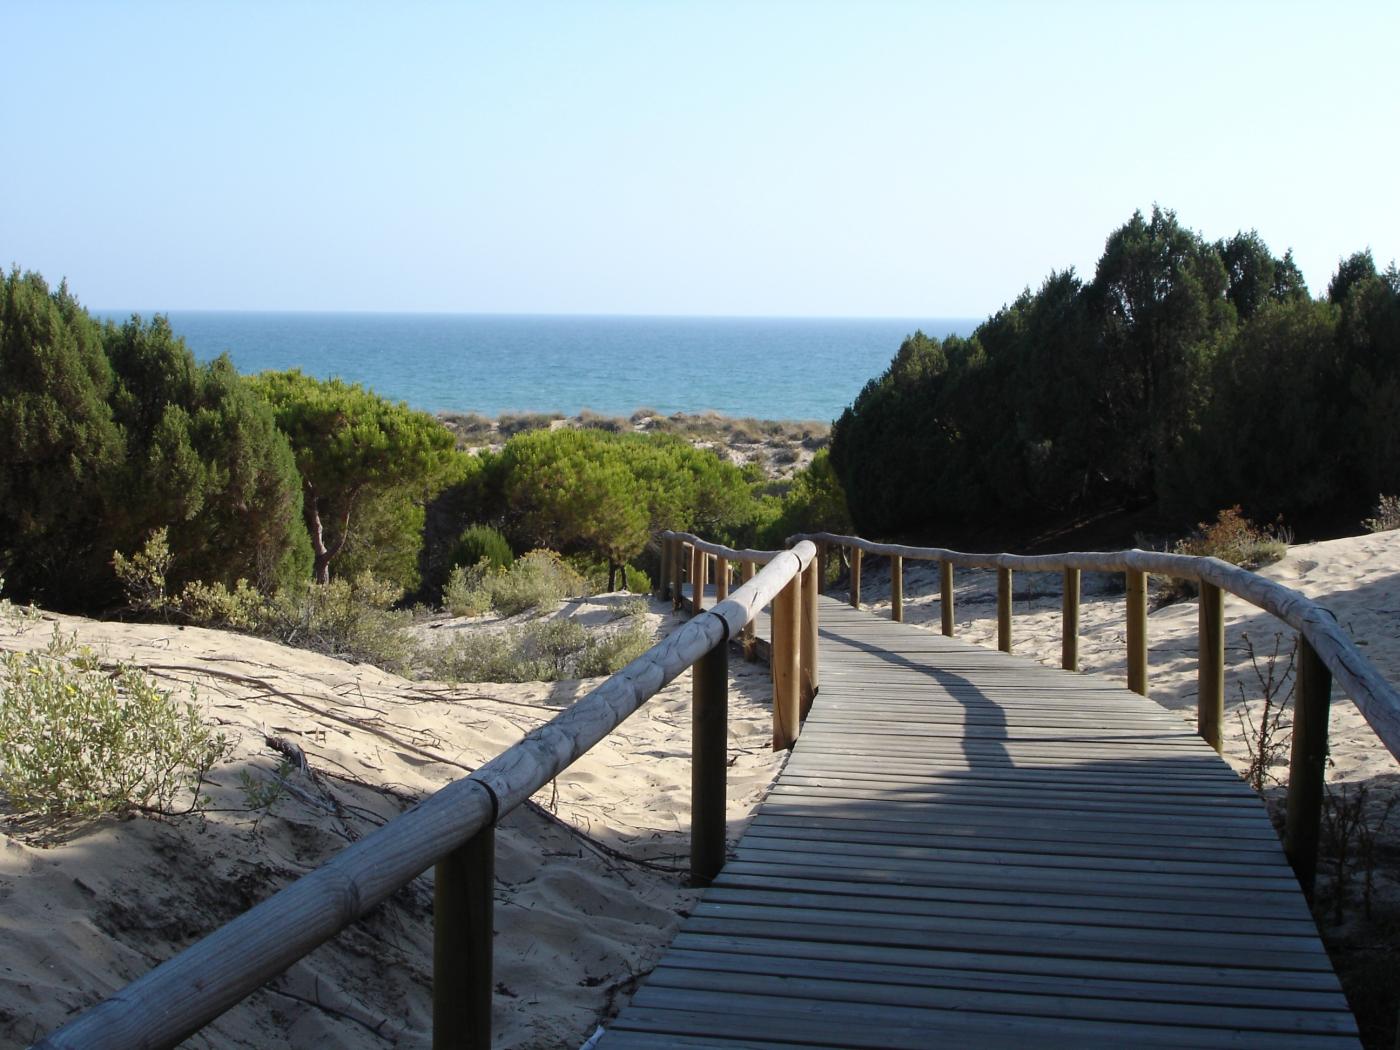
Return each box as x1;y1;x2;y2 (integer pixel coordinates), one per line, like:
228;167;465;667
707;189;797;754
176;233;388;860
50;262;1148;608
604;593;1359;1047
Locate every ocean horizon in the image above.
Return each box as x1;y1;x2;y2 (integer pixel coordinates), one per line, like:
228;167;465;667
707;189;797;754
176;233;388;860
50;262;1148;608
95;311;981;422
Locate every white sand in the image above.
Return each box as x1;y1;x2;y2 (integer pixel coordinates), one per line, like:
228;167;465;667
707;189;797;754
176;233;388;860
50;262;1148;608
0;600;784;1049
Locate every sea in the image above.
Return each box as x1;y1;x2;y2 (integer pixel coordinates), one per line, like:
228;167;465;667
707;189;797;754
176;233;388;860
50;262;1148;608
98;312;979;423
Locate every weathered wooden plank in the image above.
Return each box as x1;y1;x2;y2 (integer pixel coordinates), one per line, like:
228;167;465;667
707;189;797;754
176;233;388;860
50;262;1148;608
604;591;1359;1047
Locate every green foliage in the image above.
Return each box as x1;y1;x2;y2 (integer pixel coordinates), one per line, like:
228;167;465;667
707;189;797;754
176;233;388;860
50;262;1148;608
262;573;416;672
485;428;761;586
0;271;309;611
831;209;1400;540
425;603;651;683
451;525;514;572
761;450;851;545
0;271;125;608
0;628;231;819
113;527;175;613
443;550;586;618
563;551;652;594
251;370;456;585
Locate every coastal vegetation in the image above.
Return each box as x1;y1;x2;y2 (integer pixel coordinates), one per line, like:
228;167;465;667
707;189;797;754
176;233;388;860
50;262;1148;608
830;207;1400;544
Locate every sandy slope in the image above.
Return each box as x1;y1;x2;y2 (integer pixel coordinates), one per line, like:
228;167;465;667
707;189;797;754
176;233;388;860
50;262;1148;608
0;601;784;1049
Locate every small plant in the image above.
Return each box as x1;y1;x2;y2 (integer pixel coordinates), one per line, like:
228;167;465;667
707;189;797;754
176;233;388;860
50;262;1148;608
1235;631;1296;793
0;628;231;819
480;550;586;617
1176;506;1289;569
1362;495;1400;533
113;527;175;613
425;605;652;683
442;560;496;617
176;578;268;631
238;758;296;831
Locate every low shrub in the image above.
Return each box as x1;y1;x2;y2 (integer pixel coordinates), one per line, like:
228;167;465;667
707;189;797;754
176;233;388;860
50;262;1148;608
451;525;514;573
0;629;231;819
1175;506;1289;569
263;573;416;672
444;550;585;618
1363;495;1400;534
426;603;652;683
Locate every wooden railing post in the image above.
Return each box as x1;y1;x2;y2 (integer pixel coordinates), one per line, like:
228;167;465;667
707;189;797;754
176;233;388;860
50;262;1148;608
940;560;955;637
997;567;1012;653
672;541;685;610
772;572;801;749
850;545;862;609
740;560;756;661
433;824;494;1050
1198;582;1225;752
800;557;819;716
715;555;729;602
1126;569;1147;696
691;637;727;886
1286;636;1332;897
891;554;903;623
1062;567;1080;671
691;544;705;613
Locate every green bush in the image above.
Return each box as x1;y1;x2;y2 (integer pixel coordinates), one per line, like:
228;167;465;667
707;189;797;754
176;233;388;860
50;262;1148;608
564;552;653;594
451;525;514;572
443;550;586;618
0;628;231;819
263;573;416;672
424;603;652;683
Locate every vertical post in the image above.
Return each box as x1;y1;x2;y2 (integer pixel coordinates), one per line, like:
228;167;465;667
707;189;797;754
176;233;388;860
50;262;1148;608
1062;567;1080;671
1286;636;1332;898
772;572;801;749
891;554;903;623
672;541;685;611
997;567;1012;653
691;637;728;886
850;546;862;609
1126;569;1147;696
940;560;955;637
715;555;729;602
800;557;819;716
433;825;494;1050
691;544;705;613
1197;582;1225;752
741;560;757;661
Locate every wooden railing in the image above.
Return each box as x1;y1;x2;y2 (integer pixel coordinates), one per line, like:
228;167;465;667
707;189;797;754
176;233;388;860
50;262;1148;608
790;531;1400;897
34;540;818;1050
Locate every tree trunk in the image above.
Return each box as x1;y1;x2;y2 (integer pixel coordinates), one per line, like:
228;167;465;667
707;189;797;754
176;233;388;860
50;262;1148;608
607;559;618;592
302;483;354;584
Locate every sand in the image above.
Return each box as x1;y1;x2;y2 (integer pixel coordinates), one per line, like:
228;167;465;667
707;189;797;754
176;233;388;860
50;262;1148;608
0;600;784;1049
4;531;1400;1047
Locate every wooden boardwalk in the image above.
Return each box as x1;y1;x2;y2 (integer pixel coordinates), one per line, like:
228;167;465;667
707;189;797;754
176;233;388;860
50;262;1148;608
601;596;1359;1048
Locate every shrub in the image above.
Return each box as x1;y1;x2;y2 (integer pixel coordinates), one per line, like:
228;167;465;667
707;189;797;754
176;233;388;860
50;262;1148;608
263;573;416;672
442;560;495;617
112;528;175;613
1175;506;1289;569
563;552;652;594
424;603;653;683
176;578;268;631
1363;495;1400;533
451;525;514;573
0;628;231;819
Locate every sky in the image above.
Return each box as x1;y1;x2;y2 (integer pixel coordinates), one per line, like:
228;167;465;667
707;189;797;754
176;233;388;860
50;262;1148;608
3;0;1397;317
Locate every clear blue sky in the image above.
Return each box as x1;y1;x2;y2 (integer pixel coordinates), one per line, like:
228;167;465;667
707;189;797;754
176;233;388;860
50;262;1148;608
4;1;1396;317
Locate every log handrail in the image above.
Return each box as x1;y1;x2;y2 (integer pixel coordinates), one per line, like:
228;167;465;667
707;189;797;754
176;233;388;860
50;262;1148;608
35;541;818;1050
790;530;1400;763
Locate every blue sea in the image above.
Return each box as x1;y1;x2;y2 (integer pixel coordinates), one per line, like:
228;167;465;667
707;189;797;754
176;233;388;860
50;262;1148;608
100;312;979;423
